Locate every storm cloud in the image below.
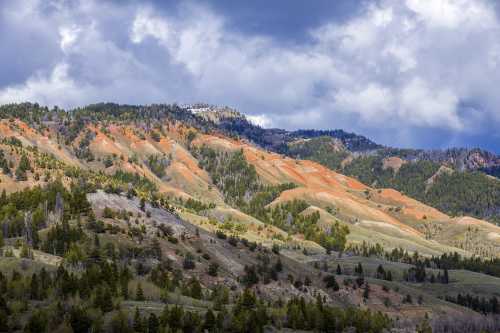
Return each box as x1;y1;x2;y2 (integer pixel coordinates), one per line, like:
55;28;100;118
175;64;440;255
1;0;499;151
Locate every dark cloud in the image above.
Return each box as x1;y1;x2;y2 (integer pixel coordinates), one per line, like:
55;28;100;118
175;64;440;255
0;0;499;152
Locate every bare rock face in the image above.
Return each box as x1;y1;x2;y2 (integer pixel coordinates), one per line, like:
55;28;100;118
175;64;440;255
189;104;245;125
382;157;406;174
87;190;187;236
465;150;500;170
416;148;500;173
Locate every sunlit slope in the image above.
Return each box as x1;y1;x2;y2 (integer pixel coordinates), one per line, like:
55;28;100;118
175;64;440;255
2;117;500;258
193;133;500;257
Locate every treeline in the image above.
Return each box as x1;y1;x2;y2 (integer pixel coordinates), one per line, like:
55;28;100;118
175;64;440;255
0;103;216;133
286;137;349;171
2;263;393;333
444;293;499;315
193;146;349;252
350;242;500;279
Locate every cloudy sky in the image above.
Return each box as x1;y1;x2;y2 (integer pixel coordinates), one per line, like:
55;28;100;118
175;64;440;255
1;0;500;152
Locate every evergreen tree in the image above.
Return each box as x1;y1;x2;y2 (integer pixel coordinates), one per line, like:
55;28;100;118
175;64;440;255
376;264;385;279
323;275;340;291
133;307;144;333
121;279;129;300
110;311;132;333
189;277;203;299
30;273;39;300
69;306;92;333
275;258;283;272
94;285;114;312
204;309;216;332
355;262;364;276
24;310;48;333
363;283;370;300
208;262;219;277
148;313;159;333
136;282;145;301
183;252;196;270
443;268;449;284
168;305;184;331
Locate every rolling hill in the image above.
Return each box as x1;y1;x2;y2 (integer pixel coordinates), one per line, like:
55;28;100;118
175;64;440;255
0;102;499;332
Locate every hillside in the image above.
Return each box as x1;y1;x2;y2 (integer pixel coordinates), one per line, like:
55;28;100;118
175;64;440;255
0;103;499;332
185;105;500;224
283;137;500;224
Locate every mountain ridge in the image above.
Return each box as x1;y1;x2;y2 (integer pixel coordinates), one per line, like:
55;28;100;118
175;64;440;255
1;102;500;332
184;105;500;223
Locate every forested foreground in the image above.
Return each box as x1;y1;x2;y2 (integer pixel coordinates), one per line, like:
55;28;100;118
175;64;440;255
0;181;394;333
0;179;497;332
0;262;392;333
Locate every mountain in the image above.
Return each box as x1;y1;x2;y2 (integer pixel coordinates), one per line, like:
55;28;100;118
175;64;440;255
204;105;500;172
189;106;500;224
0;102;500;333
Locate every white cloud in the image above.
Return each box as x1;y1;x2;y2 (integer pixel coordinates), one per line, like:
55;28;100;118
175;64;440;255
247;114;272;128
131;7;170;44
0;63;79;107
399;78;461;129
59;25;81;53
335;84;395;122
405;0;496;29
1;0;500;148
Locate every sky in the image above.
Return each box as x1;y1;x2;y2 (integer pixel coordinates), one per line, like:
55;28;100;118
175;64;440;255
0;0;499;152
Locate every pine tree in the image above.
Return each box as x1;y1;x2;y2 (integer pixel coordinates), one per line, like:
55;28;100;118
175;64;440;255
121;279;129;299
208;263;219;277
376;264;385;279
443;268;449;284
355;262;364;276
204;309;216;331
275;258;283;272
0;190;6;206
133;307;144;332
189;277;203;299
110;311;131;333
69;306;92;333
168;305;184;331
323;275;340;291
24;310;48;333
336;264;342;275
363;283;370;300
0;310;8;332
95;286;114;312
136;282;145;301
30;273;39;300
148;313;159;333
